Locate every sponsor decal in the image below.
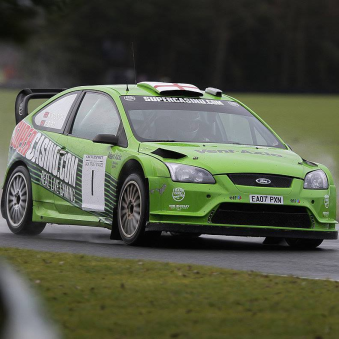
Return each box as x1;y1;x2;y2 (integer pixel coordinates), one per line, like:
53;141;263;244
11;121;78;188
111;153;122;161
40;171;75;202
82;155;107;212
124;96;136;101
227;102;240;107
194;149;283;157
324;195;330;209
143;97;224;106
169;204;189;211
10;121;117;223
11;120;38;157
256;178;271;185
172;187;185;201
111;161;119;169
109;152;122;169
323;211;329;218
230;195;242;200
150;184;167;195
290;199;300;204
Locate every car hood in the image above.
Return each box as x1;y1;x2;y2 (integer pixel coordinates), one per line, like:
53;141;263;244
139;142;307;178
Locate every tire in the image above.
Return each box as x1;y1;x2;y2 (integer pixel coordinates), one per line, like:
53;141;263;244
117;173;159;245
4;166;46;235
285;238;323;249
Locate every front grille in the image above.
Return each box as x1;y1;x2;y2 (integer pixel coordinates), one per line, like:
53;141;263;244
228;173;293;188
211;203;311;228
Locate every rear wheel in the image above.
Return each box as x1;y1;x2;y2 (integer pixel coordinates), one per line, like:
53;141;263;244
4;166;46;235
117;173;160;245
285;238;323;249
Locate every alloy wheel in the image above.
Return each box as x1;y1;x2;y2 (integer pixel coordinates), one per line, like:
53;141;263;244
6;172;28;227
119;181;142;238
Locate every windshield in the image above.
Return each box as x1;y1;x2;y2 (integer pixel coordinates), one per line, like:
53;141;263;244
121;96;285;149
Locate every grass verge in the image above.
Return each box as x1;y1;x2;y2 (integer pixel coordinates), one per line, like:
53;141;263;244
1;247;339;339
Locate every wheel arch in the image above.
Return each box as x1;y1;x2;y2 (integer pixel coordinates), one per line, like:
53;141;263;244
110;158;148;240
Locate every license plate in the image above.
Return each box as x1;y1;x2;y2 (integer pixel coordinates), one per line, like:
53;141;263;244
249;195;283;204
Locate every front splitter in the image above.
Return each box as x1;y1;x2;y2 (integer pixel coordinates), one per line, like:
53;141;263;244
146;223;338;240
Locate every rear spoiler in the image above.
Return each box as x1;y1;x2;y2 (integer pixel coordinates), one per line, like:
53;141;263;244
15;88;66;124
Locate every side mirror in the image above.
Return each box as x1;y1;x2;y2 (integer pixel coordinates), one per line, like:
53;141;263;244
93;134;119;145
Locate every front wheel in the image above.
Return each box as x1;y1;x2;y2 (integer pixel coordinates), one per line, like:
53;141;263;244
285;238;323;249
117;173;159;245
4;166;46;235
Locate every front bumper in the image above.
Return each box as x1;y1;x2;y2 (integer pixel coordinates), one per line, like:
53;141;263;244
146;223;338;240
148;175;337;233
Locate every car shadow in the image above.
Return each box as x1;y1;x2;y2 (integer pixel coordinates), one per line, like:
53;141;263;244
0;221;336;253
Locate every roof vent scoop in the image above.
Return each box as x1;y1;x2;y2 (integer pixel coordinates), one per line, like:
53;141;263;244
138;82;204;97
205;87;222;97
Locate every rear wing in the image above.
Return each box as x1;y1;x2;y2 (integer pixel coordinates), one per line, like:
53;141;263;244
15;88;66;124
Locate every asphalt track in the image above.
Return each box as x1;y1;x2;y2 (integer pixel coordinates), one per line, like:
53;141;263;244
1;217;339;280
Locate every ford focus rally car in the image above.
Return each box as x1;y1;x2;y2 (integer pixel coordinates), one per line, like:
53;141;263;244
1;82;337;248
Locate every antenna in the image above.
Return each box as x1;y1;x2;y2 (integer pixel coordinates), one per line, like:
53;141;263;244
131;41;137;84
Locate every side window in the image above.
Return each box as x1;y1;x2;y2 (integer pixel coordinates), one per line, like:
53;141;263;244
71;92;120;140
34;93;78;133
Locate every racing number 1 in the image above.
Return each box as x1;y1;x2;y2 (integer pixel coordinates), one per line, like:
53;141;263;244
91;170;94;196
82;155;107;212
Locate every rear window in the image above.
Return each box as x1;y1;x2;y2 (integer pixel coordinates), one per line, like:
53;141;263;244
33;93;78;133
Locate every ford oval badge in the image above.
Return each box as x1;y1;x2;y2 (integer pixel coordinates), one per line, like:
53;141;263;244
256;178;271;185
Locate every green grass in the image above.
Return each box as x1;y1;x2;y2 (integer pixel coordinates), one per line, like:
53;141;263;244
233;93;339;184
2;247;339;339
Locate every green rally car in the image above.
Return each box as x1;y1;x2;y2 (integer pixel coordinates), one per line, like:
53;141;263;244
1;82;337;247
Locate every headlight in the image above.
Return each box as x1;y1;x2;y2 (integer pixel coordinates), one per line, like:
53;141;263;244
304;170;328;190
165;163;215;184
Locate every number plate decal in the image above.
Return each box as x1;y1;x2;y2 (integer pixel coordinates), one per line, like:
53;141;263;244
82;155;107;212
249;195;284;204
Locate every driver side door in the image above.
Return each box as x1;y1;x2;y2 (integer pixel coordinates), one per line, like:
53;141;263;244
55;91;122;225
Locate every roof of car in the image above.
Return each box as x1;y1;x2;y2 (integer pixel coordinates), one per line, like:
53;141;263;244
70;83;235;101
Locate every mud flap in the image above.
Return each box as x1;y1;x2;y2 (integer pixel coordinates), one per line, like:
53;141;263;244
1;189;6;219
110;227;122;240
110;213;122;240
